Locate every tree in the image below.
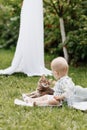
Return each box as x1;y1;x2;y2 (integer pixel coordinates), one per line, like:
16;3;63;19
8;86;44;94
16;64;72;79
44;0;82;62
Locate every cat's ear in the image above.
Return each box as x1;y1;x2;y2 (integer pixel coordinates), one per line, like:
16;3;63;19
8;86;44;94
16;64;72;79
41;74;46;79
39;74;45;82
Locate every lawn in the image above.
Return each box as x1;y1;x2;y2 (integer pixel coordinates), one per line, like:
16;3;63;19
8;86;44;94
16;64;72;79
0;49;87;130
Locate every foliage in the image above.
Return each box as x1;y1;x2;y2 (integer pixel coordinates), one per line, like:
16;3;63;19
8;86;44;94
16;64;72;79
44;3;61;55
65;1;87;64
0;49;87;130
0;0;87;64
44;0;87;64
0;0;21;48
66;30;87;65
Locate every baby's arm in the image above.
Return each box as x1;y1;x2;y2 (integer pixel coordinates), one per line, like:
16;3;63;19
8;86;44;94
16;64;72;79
54;95;65;101
34;98;60;106
48;98;60;106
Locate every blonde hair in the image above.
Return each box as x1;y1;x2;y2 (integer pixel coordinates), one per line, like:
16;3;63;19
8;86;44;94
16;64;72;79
51;57;69;77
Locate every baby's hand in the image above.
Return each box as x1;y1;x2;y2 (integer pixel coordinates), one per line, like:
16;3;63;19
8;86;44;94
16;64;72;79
54;95;65;101
54;96;60;101
52;80;56;85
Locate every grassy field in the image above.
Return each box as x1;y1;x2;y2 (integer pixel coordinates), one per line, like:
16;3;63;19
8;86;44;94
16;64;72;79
0;49;87;130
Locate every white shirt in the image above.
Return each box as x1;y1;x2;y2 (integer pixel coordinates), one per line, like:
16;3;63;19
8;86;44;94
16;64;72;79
53;76;87;106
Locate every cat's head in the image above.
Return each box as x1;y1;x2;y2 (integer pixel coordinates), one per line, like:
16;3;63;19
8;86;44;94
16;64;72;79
37;75;50;91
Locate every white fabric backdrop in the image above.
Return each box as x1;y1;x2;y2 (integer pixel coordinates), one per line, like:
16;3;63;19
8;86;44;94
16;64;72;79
0;0;51;76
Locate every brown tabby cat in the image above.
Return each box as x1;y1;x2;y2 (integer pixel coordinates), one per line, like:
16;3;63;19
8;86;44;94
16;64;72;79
26;75;54;98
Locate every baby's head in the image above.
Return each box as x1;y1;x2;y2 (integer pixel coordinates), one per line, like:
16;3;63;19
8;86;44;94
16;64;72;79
51;57;69;80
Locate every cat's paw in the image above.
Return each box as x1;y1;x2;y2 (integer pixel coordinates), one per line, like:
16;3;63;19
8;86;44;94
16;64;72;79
22;93;33;103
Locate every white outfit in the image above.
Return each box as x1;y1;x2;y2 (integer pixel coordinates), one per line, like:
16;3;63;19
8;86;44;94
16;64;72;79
53;76;87;110
0;0;51;76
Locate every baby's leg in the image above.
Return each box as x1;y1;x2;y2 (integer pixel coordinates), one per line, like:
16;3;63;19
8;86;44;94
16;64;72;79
34;95;60;106
23;94;60;106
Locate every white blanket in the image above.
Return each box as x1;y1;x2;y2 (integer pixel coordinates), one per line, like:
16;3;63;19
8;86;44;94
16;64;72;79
14;98;87;110
14;98;62;107
71;102;87;111
14;99;33;107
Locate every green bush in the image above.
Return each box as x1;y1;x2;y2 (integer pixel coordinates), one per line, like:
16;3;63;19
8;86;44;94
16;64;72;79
66;30;87;65
0;0;21;48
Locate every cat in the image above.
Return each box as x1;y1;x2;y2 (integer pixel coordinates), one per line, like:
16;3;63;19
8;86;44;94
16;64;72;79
25;75;54;98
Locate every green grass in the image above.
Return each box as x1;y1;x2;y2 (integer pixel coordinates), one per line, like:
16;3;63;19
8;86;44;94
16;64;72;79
0;49;87;130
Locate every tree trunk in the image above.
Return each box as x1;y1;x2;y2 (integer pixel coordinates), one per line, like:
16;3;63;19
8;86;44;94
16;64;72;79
59;17;69;62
